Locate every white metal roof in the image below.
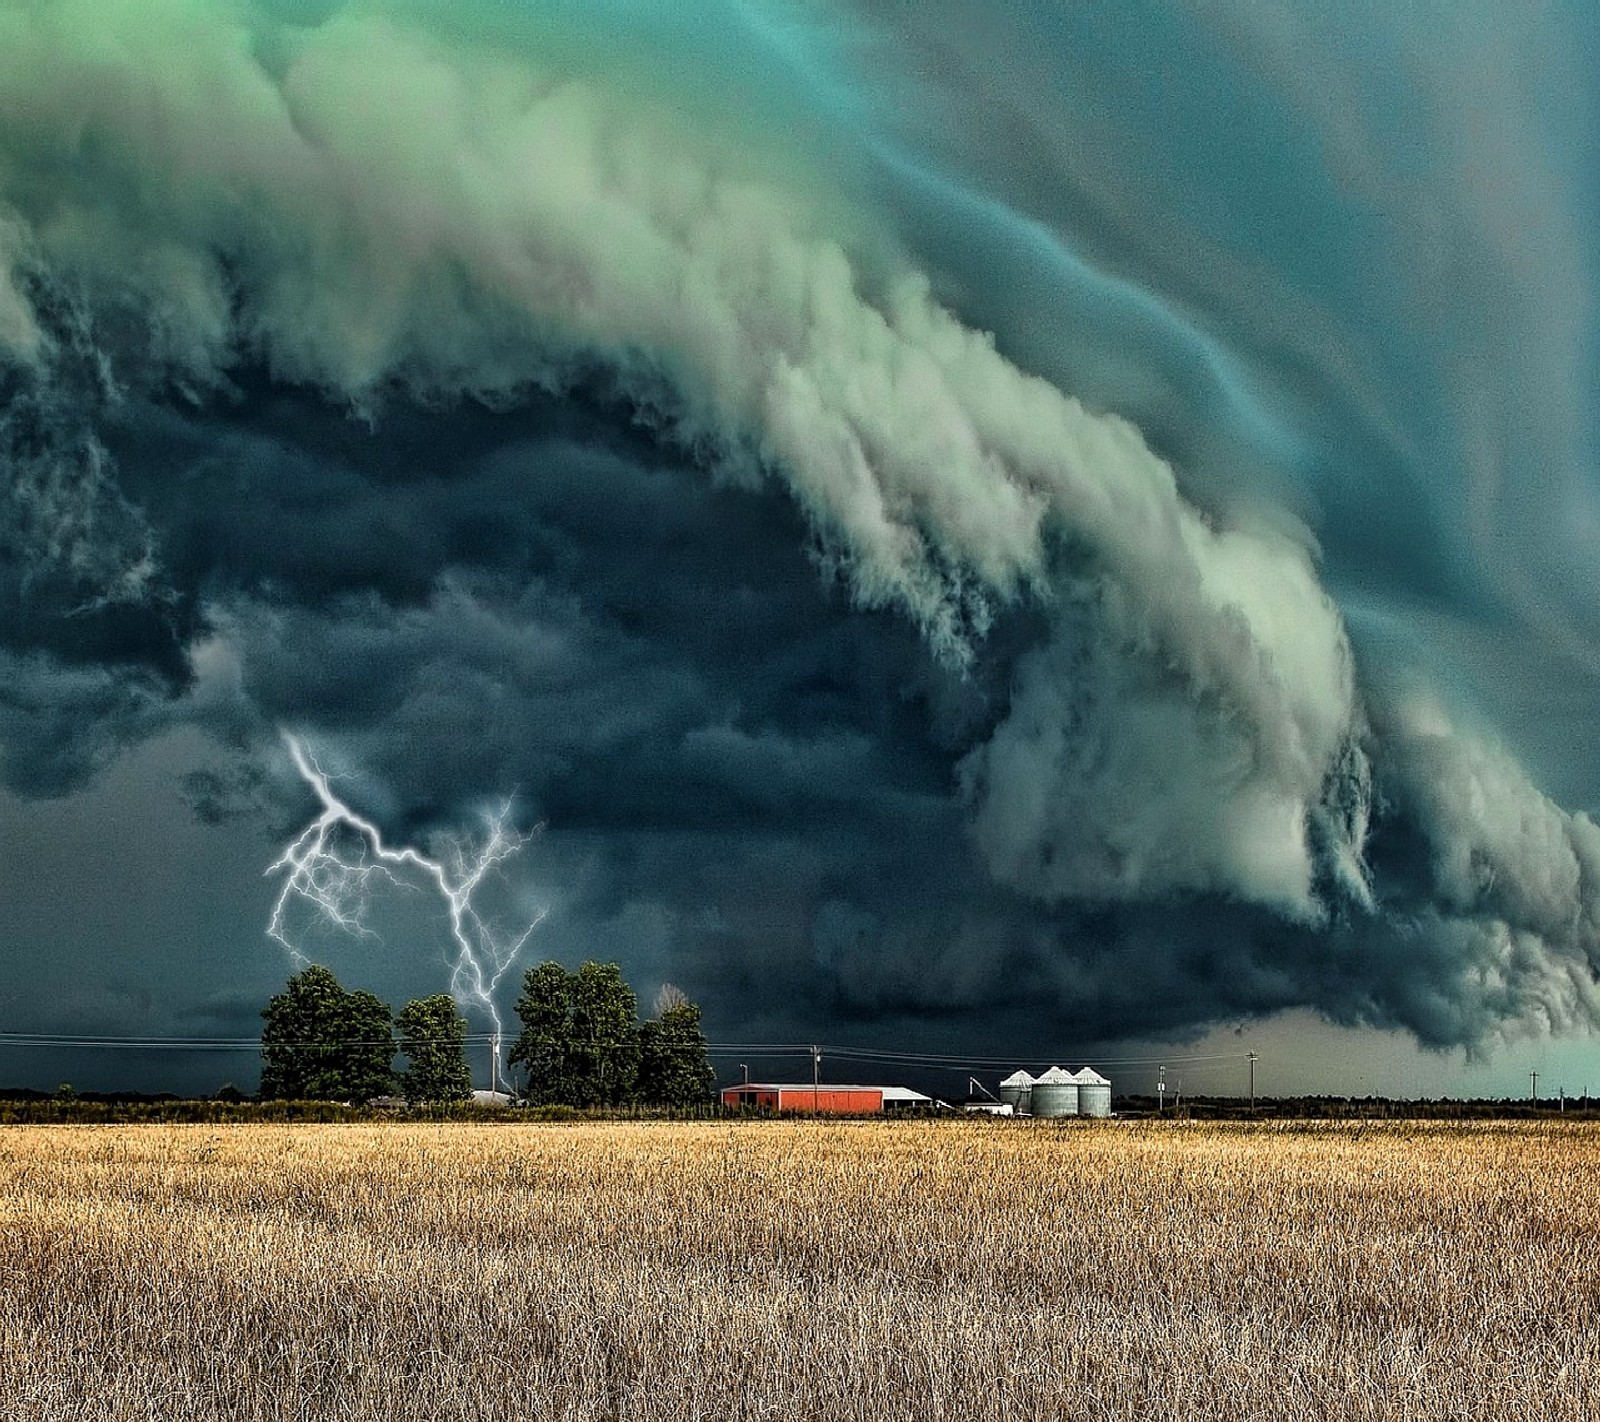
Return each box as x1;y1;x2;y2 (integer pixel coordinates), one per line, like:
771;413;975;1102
999;1069;1036;1086
1071;1068;1111;1086
1033;1066;1076;1084
725;1083;893;1093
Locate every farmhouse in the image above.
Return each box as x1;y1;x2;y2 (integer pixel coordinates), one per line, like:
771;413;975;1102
720;1083;935;1113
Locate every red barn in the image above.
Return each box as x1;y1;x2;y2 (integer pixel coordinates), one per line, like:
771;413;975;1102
719;1083;933;1113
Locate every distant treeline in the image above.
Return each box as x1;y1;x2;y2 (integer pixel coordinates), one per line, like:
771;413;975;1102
1116;1095;1600;1121
0;1091;734;1125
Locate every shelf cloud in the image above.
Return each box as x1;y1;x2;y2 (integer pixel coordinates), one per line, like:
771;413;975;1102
3;0;1599;1056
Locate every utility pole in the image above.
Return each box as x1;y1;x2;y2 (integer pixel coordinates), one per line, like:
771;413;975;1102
740;1062;749;1084
1530;1069;1539;1104
1157;1065;1166;1114
490;1031;499;1098
812;1044;821;1113
1247;1051;1258;1110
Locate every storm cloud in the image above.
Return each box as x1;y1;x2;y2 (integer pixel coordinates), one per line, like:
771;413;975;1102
3;0;1600;1065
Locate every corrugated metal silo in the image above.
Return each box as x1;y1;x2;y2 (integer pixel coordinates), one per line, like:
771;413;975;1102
1029;1065;1079;1118
998;1069;1035;1115
1072;1067;1112;1117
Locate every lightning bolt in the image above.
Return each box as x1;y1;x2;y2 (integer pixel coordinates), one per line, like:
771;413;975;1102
265;733;545;1049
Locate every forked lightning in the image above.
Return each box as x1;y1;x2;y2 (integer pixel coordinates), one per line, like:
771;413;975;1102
266;733;544;1041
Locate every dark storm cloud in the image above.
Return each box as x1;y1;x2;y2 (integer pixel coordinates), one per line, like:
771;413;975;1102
0;649;173;797
2;0;1600;1060
81;378;1381;1047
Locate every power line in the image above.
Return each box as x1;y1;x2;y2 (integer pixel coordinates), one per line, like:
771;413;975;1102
0;1032;500;1050
0;1029;1259;1074
702;1044;819;1054
0;1040;272;1052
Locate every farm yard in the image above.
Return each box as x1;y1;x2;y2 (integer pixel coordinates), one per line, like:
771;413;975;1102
1;1120;1596;1421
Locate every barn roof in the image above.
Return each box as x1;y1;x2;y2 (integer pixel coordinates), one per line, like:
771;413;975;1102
725;1083;929;1097
726;1083;887;1092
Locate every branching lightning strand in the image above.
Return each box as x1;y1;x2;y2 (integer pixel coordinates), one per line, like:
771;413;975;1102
265;733;545;1042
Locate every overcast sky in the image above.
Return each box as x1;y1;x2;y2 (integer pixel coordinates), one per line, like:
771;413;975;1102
4;0;1600;1099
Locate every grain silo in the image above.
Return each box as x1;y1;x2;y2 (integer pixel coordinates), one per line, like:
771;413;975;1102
998;1069;1035;1115
1029;1065;1079;1118
1072;1067;1112;1117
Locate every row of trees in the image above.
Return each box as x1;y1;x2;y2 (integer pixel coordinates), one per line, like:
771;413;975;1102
259;962;715;1108
508;962;715;1107
259;966;472;1103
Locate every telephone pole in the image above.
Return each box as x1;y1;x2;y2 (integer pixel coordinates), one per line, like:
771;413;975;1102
1247;1051;1258;1110
1157;1065;1166;1114
812;1044;821;1112
1530;1069;1539;1104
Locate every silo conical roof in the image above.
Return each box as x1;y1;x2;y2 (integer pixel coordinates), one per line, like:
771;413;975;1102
1071;1067;1110;1085
1034;1066;1074;1084
999;1069;1036;1087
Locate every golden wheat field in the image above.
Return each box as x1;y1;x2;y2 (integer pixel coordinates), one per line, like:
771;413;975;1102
0;1119;1596;1422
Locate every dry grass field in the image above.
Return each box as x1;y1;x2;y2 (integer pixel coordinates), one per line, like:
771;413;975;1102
1;1119;1596;1421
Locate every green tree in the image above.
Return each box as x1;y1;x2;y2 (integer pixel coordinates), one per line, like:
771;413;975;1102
568;961;641;1106
635;985;715;1107
509;960;575;1105
342;988;398;1102
397;994;473;1103
508;961;642;1107
260;965;396;1102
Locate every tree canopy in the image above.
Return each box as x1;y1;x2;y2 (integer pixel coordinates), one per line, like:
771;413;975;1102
509;962;712;1107
260;964;395;1102
508;960;572;1104
637;993;716;1107
260;961;712;1108
397;994;474;1103
510;960;640;1106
